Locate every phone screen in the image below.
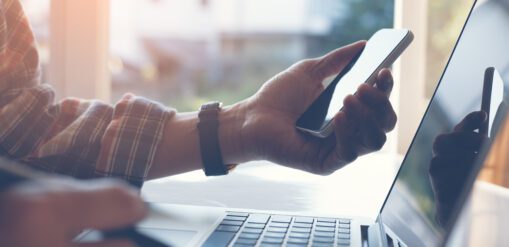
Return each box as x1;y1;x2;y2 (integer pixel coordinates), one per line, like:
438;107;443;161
481;68;505;137
296;29;411;134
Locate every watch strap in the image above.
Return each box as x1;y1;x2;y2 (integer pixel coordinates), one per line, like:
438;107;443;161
198;102;228;176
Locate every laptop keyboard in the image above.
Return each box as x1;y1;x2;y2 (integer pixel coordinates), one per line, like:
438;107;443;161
203;212;351;247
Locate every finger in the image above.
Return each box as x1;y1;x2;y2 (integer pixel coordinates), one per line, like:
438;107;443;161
342;94;368;119
55;180;147;231
76;239;135;247
432;132;486;156
453;111;487;132
312;41;366;80
359;118;387;152
374;68;394;97
343;93;396;133
343;95;388;151
356;84;397;131
332;112;359;164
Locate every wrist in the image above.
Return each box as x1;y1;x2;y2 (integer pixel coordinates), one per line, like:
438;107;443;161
218;102;252;165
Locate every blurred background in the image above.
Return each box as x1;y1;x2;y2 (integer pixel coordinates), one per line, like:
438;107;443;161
20;0;471;108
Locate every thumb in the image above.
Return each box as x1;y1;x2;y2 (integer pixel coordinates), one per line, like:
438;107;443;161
454;111;487;132
313;40;366;80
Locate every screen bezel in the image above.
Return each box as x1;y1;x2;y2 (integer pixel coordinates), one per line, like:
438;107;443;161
377;1;501;246
480;67;495;136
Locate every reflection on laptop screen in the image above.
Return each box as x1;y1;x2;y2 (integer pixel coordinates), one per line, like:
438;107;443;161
380;1;509;246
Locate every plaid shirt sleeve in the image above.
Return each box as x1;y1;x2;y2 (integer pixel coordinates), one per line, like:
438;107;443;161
0;0;174;187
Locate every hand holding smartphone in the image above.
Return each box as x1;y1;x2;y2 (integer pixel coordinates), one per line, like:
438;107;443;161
296;29;414;138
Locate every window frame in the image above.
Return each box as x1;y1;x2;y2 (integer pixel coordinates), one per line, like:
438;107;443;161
49;0;111;102
392;0;429;154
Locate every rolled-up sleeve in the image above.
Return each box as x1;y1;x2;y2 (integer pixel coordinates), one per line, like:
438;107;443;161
0;0;175;186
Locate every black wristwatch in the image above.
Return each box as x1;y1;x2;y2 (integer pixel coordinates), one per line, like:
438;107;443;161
198;102;229;176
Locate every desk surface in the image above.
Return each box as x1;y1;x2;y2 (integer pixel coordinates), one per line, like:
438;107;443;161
141;152;509;246
142;152;400;219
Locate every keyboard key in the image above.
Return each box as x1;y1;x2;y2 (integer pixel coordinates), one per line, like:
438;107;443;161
235;238;258;245
291;227;311;233
313;237;334;243
242;228;263;234
312;243;334;247
264;232;286;238
294;217;314;224
216;225;241;232
338;219;351;224
224;216;247;221
227;212;249;217
292;223;312;228
203;231;236;247
262;237;284;244
238;233;260;239
315;226;335;232
338;223;350;229
338;233;350;239
259;244;281;247
316;222;335;227
338;228;350;234
247;214;270;224
245;223;266;229
221;220;243;226
317;218;336;223
288;232;310;239
267;227;287;233
337;238;351;245
271;215;292;223
287;244;308;247
233;244;255;247
287;238;309;244
269;222;289;228
314;231;335;238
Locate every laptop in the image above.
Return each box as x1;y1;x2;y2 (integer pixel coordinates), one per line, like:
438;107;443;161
80;0;509;246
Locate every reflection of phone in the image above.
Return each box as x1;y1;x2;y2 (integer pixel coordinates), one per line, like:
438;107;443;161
480;67;505;137
296;29;414;138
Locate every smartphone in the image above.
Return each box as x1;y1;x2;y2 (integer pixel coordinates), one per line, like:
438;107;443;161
296;29;414;138
480;67;505;137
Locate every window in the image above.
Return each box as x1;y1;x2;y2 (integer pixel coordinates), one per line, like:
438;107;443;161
110;0;394;111
425;0;472;97
20;0;50;83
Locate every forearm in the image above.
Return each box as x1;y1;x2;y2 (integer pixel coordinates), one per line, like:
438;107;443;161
148;102;251;179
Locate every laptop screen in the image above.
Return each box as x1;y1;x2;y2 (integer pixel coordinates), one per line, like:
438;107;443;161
380;1;509;246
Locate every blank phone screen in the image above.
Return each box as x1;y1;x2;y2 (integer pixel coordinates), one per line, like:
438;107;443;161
488;69;505;136
297;29;410;132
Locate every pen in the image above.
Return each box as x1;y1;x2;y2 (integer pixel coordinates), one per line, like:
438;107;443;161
0;160;171;247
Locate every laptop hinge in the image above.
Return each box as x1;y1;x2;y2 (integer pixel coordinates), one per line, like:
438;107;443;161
366;215;389;247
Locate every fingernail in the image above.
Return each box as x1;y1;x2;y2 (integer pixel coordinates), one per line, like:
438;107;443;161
381;75;393;91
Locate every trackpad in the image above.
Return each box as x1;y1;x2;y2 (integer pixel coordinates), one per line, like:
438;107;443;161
138;227;197;247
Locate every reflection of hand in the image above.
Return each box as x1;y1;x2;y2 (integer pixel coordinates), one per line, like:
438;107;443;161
235;41;397;175
430;111;489;224
0;178;147;247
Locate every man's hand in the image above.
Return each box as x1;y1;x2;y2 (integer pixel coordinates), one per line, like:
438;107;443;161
227;41;397;175
430;111;488;224
0;178;147;247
